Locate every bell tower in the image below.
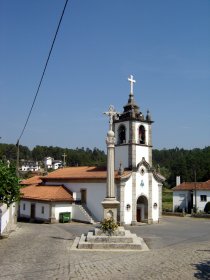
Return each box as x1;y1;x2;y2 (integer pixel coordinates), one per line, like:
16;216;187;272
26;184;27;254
114;75;153;170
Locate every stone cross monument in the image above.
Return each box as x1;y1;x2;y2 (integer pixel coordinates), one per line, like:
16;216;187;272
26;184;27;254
102;105;120;221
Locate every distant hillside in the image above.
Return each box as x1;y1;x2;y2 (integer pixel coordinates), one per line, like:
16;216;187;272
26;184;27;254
153;147;210;187
1;143;209;188
0;144;106;167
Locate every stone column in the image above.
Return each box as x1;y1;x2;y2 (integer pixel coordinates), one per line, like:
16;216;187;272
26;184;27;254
106;130;115;198
102;106;120;222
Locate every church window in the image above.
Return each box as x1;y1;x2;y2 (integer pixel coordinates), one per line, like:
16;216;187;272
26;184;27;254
118;125;126;144
23;203;26;211
140;168;145;175
139;125;146;144
41;206;45;214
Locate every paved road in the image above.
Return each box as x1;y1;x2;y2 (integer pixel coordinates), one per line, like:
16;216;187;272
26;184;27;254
0;217;210;280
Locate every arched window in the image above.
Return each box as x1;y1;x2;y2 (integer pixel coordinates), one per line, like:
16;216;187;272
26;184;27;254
118;125;126;144
139;125;146;144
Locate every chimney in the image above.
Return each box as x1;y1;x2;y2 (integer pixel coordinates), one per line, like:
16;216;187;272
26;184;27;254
176;176;181;186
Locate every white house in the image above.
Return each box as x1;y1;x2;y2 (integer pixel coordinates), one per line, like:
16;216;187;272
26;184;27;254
19;183;98;224
44;157;53;169
19;160;41;172
19;75;164;224
19;185;73;223
172;180;210;213
52;160;63;170
43;157;63;170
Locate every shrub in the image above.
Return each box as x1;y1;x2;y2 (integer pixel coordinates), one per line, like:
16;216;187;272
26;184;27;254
204;202;210;214
174;206;183;213
100;217;118;236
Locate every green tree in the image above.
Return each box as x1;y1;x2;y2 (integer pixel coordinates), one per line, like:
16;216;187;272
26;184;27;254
0;162;20;207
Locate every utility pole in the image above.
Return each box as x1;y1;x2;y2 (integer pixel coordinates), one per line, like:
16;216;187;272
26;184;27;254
62;153;67;167
16;140;20;178
194;169;197;213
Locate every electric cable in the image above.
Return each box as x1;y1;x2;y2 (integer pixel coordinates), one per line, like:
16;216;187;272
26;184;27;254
16;0;69;145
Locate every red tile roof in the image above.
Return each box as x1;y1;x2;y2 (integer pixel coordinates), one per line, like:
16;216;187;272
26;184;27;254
40;166;131;181
20;185;74;202
172;180;210;191
20;176;42;186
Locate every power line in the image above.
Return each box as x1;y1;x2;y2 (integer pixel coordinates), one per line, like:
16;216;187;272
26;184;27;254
17;0;69;144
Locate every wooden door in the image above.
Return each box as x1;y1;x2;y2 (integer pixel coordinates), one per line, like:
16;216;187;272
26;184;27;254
136;208;141;222
31;204;35;219
81;190;87;204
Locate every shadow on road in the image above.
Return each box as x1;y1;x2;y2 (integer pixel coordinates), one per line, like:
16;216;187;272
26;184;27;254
50;236;74;241
193;260;210;279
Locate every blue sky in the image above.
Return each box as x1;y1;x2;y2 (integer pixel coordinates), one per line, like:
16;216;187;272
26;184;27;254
0;0;209;151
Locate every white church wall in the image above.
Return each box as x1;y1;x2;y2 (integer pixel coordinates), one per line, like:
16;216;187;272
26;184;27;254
151;178;160;222
136;146;149;167
64;182;106;221
72;192;81;201
123;176;133;224
72;204;93;223
136;171;149;198
115;145;129;170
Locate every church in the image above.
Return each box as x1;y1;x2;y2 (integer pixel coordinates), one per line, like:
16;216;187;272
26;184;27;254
19;75;164;225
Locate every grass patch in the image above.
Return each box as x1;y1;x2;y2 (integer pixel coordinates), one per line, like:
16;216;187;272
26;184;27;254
162;188;173;210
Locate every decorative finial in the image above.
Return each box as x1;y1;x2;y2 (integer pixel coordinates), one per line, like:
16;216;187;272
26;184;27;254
104;105;118;131
128;74;136;95
146;110;151;121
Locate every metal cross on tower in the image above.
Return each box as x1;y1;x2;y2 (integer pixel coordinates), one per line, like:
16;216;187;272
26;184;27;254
128;74;136;95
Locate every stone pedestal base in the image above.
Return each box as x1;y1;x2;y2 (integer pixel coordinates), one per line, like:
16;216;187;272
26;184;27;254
101;198;120;222
71;226;149;251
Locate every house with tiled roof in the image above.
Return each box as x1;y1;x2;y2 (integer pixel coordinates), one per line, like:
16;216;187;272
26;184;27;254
172;179;210;213
18;76;165;224
20;176;42;186
19;185;75;223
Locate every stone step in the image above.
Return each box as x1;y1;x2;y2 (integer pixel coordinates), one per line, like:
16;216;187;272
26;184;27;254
87;236;134;243
72;227;149;251
78;242;142;250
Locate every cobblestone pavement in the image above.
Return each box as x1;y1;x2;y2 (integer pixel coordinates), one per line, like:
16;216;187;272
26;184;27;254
0;217;210;280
